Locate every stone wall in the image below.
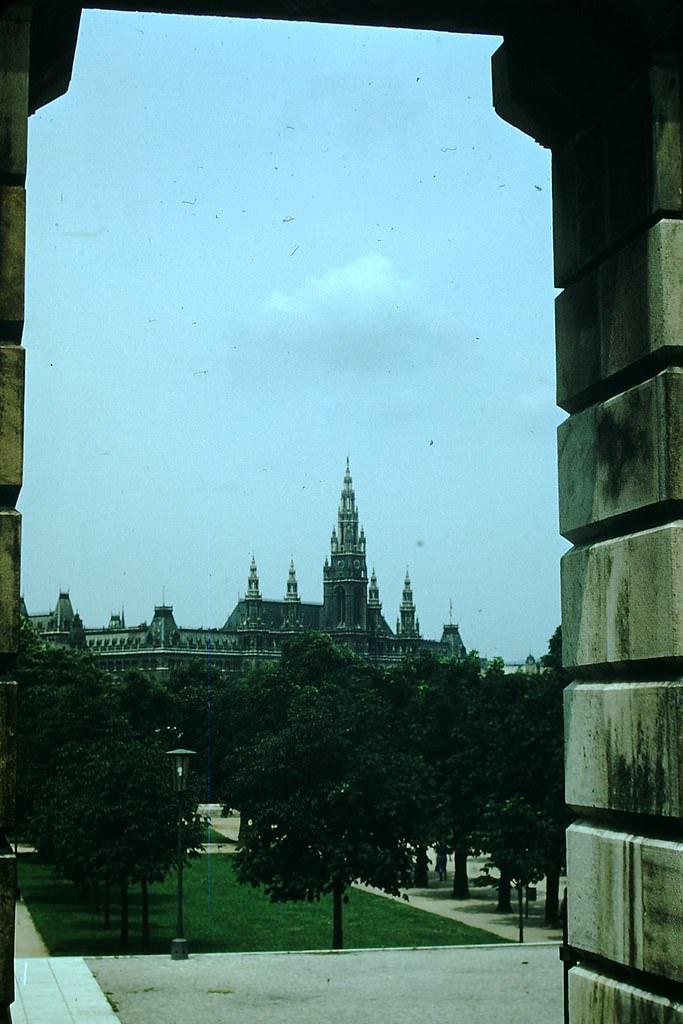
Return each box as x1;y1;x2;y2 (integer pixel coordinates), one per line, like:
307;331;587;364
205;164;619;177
0;10;28;1017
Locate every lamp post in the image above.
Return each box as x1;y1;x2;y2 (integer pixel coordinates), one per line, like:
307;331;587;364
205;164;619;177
166;747;196;960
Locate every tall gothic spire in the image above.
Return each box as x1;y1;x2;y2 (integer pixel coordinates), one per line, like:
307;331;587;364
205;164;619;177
323;459;369;632
335;457;363;554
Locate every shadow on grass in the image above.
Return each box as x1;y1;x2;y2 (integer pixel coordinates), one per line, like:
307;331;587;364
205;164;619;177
19;853;509;957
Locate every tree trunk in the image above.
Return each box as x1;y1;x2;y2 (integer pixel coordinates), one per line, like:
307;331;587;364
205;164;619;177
332;880;344;950
451;848;469;899
141;878;150;946
497;869;512;913
120;879;129;949
545;867;560;925
413;846;429;887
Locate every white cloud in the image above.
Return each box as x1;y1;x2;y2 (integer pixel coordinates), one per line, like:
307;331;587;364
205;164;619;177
244;252;465;378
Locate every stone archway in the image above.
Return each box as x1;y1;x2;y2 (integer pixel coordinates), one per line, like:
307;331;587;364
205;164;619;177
3;5;683;1022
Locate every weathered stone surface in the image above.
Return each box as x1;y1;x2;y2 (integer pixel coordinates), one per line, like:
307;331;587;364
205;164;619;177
0;19;28;179
0;851;14;1007
556;219;683;412
0;510;20;656
561;523;683;671
558;369;683;541
569;964;683;1023
0;345;23;495
568;822;683;981
0;186;24;325
0;684;15;831
553;67;683;287
565;680;683;817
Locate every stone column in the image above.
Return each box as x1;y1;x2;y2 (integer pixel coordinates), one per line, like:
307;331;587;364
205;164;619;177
0;8;28;1018
495;17;683;1022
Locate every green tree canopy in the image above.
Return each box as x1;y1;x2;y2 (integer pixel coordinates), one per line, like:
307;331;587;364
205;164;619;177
222;633;425;948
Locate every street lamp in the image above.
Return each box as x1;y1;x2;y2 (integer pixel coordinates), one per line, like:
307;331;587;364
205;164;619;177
166;747;196;960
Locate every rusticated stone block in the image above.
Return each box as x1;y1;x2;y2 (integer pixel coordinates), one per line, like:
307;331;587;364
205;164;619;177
558;370;683;542
553;66;683;286
0;850;14;1007
568;822;683;981
565;680;683;817
0;683;15;830
556;220;683;412
569;964;683;1023
0;510;19;656
0;186;24;324
0;345;23;496
0;19;28;179
562;523;683;671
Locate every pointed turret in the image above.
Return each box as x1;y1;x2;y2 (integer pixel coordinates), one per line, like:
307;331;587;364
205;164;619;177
367;567;383;633
397;569;420;638
247;556;261;600
244;555;264;628
283;559;303;630
368;568;381;609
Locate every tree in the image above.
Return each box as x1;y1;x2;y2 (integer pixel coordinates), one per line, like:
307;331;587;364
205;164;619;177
163;661;234;803
15;622;204;945
472;638;569;928
384;651;485;898
222;634;424;949
15;619;125;837
477;796;548;942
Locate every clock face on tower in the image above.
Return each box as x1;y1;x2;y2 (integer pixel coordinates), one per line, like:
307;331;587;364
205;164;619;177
336;558;345;570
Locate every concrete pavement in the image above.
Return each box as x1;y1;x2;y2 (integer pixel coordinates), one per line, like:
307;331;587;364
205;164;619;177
14;902;48;958
12;958;119;1024
87;944;563;1024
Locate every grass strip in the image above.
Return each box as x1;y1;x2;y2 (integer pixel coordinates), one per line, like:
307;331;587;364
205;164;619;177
19;853;508;956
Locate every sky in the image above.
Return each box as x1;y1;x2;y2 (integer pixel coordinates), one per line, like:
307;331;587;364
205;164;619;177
20;9;566;661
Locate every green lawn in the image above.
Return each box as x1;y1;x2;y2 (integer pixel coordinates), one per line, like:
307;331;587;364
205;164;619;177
19;853;507;956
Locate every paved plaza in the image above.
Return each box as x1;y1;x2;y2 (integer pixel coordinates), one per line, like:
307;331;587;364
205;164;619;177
87;944;563;1024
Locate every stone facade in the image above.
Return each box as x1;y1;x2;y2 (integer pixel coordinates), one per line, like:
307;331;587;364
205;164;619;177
28;462;467;677
492;14;683;1021
0;11;28;1016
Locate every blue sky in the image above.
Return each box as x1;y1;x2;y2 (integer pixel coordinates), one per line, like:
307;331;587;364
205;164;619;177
20;10;564;659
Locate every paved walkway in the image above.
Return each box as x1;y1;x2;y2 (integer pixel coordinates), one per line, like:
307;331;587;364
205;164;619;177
87;944;563;1024
12;958;119;1024
11;809;564;1022
14;901;49;958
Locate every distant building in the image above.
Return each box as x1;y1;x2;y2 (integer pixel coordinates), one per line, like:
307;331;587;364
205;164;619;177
503;654;540;675
27;461;466;677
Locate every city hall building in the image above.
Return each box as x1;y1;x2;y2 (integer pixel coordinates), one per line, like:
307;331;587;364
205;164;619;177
27;462;466;676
